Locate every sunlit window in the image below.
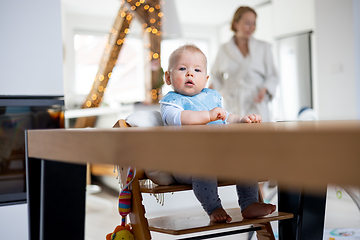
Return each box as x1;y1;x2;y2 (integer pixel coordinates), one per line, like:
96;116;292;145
74;33;145;104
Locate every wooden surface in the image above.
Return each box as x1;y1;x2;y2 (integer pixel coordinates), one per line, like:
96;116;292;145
27;120;360;191
147;209;293;235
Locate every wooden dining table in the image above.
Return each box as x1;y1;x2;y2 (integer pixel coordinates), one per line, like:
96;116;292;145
25;120;360;240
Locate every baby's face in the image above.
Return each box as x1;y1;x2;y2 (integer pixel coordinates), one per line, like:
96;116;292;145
165;50;209;96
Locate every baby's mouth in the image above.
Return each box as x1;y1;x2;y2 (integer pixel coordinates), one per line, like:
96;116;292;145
185;80;194;86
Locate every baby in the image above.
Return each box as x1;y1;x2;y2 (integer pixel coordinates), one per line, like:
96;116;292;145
159;44;276;222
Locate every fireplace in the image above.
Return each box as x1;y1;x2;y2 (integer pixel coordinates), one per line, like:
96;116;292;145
0;96;64;205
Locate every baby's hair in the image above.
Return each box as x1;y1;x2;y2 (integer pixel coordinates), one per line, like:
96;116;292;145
167;44;208;72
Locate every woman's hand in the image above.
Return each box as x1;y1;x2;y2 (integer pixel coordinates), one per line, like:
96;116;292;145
209;107;227;122
254;88;268;103
240;114;262;123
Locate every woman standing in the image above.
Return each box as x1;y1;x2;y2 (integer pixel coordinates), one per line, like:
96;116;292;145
210;6;278;122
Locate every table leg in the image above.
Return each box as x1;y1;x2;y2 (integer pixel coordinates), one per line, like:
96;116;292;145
26;157;86;240
278;186;327;240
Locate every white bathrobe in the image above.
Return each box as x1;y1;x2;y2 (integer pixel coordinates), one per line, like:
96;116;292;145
210;36;278;122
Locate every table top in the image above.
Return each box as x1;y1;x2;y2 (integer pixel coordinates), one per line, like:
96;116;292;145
27;120;360;192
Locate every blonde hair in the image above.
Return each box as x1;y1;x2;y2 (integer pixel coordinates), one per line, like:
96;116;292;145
167;44;207;72
231;6;257;32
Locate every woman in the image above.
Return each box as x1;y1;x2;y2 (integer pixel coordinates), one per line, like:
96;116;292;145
210;6;278;122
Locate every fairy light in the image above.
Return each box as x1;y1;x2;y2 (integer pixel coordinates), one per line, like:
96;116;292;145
144;5;149;10
98;86;104;92
108;72;112;78
92;94;97;100
99;75;104;81
149;7;154;12
131;5;136;10
153;53;159;59
158;12;163;17
135;2;140;7
86;101;92;107
150;18;156;24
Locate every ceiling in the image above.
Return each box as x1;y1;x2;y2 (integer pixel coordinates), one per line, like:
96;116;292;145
61;0;269;26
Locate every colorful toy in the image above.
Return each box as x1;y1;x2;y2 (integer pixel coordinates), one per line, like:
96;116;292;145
106;167;136;240
106;225;134;240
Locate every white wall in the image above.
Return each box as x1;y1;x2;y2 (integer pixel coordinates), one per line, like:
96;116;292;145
353;0;360;119
0;204;28;239
314;0;358;120
0;0;64;96
273;0;315;37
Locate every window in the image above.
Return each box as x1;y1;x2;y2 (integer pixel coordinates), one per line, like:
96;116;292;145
74;33;145;104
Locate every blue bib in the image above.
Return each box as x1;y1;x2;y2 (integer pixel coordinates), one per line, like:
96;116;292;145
160;88;226;125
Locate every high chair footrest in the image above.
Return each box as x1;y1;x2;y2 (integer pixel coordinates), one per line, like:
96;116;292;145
147;209;293;235
140;181;236;194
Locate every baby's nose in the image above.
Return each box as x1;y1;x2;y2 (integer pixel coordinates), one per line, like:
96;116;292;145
186;71;194;77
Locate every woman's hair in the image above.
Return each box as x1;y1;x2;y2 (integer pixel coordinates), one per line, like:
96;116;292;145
231;6;257;32
167;44;207;72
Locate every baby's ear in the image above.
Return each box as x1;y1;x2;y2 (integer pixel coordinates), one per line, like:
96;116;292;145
206;75;209;81
165;71;172;85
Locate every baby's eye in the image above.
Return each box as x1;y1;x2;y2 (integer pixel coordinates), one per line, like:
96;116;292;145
195;69;201;72
179;67;186;71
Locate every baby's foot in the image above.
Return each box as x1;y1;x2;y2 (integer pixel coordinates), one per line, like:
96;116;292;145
210;207;232;223
241;202;276;219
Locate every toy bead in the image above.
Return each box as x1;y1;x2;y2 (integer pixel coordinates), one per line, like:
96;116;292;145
118;167;136;226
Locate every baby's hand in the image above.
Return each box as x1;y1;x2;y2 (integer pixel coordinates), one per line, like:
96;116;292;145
209;107;226;122
240;114;262;123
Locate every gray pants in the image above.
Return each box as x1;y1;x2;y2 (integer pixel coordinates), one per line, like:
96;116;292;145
173;174;258;215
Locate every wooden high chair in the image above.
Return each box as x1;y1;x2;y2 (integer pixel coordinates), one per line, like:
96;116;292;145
110;118;294;240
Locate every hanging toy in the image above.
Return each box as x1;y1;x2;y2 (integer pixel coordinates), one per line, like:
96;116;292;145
106;225;134;240
106;167;136;240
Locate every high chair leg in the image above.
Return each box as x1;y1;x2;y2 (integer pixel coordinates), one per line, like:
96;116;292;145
129;176;152;240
